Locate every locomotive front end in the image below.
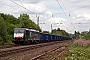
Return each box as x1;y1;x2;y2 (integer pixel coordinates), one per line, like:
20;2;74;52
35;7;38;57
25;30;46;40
13;28;25;44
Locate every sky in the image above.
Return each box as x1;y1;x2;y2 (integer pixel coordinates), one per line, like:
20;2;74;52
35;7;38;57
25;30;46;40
0;0;90;34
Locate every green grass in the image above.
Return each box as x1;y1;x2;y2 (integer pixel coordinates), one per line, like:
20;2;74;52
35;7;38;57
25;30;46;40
9;57;13;60
60;43;90;60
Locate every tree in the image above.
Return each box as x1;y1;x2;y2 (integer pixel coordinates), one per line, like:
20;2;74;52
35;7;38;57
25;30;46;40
57;28;60;31
43;31;50;34
18;14;30;27
18;14;41;31
0;13;19;24
0;15;7;44
51;29;57;34
51;28;70;36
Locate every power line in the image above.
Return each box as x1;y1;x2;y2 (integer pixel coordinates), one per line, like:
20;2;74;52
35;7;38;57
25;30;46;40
72;5;90;12
18;0;42;14
29;1;43;12
19;0;46;19
10;0;35;14
0;1;16;10
27;0;47;21
60;0;69;14
19;0;38;18
56;0;68;19
0;0;19;14
10;0;47;21
19;0;25;7
59;0;71;20
68;4;90;17
68;4;90;21
13;0;45;26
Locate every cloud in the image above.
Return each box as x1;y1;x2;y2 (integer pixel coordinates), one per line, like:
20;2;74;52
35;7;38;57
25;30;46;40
68;13;90;33
14;0;44;4
0;0;90;33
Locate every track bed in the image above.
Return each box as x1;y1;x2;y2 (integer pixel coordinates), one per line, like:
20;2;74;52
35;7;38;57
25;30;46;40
0;40;73;60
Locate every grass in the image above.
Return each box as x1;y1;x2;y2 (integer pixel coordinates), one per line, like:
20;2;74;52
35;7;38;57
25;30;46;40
9;57;13;60
60;40;90;60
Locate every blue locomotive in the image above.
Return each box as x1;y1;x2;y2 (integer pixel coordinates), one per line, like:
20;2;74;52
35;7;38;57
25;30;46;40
13;28;72;44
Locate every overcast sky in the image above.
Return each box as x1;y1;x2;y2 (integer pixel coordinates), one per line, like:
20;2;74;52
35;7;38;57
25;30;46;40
0;0;90;34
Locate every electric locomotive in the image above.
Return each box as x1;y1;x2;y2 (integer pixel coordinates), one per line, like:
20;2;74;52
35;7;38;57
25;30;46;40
13;28;40;44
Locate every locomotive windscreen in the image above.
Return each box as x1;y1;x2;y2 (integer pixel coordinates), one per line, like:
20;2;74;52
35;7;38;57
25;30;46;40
14;29;24;33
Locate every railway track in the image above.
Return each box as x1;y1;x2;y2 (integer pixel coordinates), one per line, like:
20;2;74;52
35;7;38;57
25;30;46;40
0;41;66;57
30;46;63;60
30;41;72;60
0;44;16;49
30;46;64;60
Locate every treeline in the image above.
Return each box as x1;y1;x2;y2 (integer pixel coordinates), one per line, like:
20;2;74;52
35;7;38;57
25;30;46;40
73;31;90;40
82;31;90;40
0;13;41;45
51;28;70;37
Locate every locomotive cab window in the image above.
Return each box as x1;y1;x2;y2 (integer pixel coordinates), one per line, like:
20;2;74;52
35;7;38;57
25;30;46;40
14;29;24;33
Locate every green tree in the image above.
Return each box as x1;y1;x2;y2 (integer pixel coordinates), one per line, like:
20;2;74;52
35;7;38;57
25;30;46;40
51;28;70;36
0;15;7;44
18;14;31;27
57;28;60;31
0;13;19;24
43;31;50;34
18;14;41;31
83;32;90;40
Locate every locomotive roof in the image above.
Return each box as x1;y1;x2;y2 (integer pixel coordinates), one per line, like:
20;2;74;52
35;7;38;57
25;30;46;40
14;28;26;29
14;28;39;32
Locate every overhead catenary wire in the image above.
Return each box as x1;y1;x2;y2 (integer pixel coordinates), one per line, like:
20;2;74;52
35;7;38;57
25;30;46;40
10;0;35;14
29;1;43;12
0;0;20;15
60;0;69;16
0;0;17;10
56;0;68;19
68;4;90;17
10;0;46;21
18;0;43;18
61;0;71;20
19;0;42;12
18;0;25;7
27;0;47;21
59;0;90;17
72;5;90;12
56;0;70;30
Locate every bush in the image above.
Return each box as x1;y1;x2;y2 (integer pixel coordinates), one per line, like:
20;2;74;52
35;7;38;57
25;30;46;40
83;33;90;40
63;43;90;60
0;37;4;45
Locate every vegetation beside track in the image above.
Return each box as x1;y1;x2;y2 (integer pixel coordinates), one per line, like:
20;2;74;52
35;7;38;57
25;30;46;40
41;39;90;60
57;39;90;60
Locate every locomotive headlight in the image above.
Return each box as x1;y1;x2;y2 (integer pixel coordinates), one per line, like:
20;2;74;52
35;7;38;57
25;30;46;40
14;33;24;38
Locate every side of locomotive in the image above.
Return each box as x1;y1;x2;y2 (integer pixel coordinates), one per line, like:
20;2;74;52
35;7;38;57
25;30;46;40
13;28;40;44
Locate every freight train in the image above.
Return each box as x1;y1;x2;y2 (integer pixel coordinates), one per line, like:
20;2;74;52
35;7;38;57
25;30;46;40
13;28;72;44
